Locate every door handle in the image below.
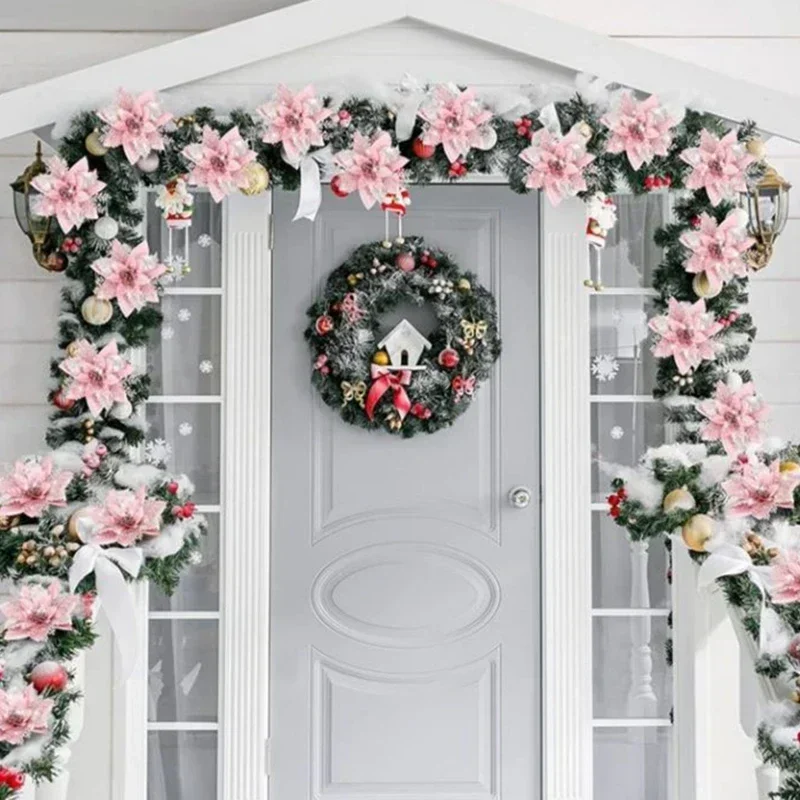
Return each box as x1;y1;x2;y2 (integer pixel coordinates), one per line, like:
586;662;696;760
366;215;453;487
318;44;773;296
508;486;532;509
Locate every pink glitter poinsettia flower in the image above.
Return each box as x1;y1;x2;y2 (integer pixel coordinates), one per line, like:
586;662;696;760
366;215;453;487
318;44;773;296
723;459;800;520
89;486;166;547
59;340;134;417
648;297;724;375
30;156;106;234
92;240;167;317
519;126;595;205
698;377;769;455
680;209;755;294
768;550;800;604
0;686;53;745
601;91;680;171
333;131;408;210
0;457;73;519
257;84;332;164
418;85;495;164
182;126;257;203
680;129;755;206
1;582;77;642
98;89;173;164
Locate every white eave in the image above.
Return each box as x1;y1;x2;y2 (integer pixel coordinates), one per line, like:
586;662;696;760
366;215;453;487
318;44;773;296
0;0;799;142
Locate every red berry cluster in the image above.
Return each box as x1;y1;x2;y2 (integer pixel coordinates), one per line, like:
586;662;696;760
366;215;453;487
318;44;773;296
0;768;24;791
719;311;739;328
61;236;82;254
410;403;432;420
448;160;468;178
514;117;533;138
419;250;438;269
607;486;627;518
174;501;196;520
166;481;179;495
690;215;702;229
644;175;672;191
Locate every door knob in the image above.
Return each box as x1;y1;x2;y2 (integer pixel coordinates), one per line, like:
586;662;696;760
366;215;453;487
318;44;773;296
508;486;532;509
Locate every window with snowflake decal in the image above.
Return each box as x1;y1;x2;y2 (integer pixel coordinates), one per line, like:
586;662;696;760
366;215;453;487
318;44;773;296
591;354;619;383
144;438;173;465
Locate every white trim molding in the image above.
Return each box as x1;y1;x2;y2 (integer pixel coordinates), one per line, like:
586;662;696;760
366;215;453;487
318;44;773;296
219;191;272;800
540;197;593;800
2;0;800;142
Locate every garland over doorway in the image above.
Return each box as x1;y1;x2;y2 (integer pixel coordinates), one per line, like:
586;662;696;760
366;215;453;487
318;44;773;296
0;78;794;796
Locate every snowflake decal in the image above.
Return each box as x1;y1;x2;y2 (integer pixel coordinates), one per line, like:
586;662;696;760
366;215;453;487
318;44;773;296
610;425;625;440
197;234;212;248
591;354;620;383
177;308;191;322
179;422;193;436
161;325;175;340
199;360;214;374
144;438;173;466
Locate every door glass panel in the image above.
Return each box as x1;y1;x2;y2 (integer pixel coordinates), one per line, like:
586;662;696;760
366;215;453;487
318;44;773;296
148;731;217;800
594;726;671;800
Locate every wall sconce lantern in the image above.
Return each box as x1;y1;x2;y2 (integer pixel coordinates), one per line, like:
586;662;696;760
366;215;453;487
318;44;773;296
740;145;792;271
10;142;64;272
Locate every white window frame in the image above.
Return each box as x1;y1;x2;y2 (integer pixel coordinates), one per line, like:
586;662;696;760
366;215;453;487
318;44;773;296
111;188;708;800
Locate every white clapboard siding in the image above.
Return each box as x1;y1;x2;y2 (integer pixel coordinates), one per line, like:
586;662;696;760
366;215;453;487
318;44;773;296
747;280;800;343
0;343;54;405
749;343;800;402
0;281;60;342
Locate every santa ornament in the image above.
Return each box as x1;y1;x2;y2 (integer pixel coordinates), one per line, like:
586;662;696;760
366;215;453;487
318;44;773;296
583;193;618;291
380;188;412;244
155;177;194;281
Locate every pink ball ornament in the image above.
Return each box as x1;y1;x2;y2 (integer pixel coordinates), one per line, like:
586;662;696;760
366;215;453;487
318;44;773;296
396;253;415;272
438;347;460;369
30;661;68;694
788;634;800;663
137;152;160;173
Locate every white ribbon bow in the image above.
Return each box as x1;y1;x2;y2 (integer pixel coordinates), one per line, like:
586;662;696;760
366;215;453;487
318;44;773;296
394;73;426;142
538;103;562;136
292;147;334;222
68;522;143;681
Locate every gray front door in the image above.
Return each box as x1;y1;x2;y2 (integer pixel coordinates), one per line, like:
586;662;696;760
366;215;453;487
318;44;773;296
270;186;540;800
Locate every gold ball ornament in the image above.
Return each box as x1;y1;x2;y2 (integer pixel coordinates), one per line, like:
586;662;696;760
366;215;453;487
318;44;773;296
663;486;696;513
66;341;81;358
692;272;721;299
576;121;593;140
746;138;767;160
81;295;114;326
0;515;19;532
780;461;800;475
85;130;108;157
457;278;472;293
239;162;270;196
372;350;390;366
681;514;714;552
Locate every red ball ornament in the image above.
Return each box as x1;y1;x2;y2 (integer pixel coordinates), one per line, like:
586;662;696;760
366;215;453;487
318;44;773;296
437;347;460;369
396;253;415;272
166;481;179;495
315;315;334;335
330;175;349;198
30;661;68;694
617;487;627;500
607;494;620;507
609;506;621;519
52;390;75;410
175;501;196;520
412;138;436;159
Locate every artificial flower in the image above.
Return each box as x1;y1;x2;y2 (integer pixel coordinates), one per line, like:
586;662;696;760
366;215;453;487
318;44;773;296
257;84;331;164
59;340;134;417
519;126;595;205
680;209;755;293
92;240;167;317
0;457;73;519
182;126;257;202
680;129;754;206
418;84;495;163
648;297;724;375
30;156;105;233
98;89;172;164
723;459;800;520
0;687;53;745
332;131;408;209
768;550;800;604
88;486;166;547
698;377;768;455
601;91;680;170
0;582;77;642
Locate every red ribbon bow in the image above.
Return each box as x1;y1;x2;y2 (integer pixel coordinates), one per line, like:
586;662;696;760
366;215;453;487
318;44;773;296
451;374;476;402
366;365;412;421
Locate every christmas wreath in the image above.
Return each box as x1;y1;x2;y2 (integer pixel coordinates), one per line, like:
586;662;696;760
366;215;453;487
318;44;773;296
305;236;500;436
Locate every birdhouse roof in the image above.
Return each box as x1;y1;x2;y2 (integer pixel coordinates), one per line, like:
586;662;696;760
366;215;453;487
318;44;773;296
1;0;800;142
378;319;432;350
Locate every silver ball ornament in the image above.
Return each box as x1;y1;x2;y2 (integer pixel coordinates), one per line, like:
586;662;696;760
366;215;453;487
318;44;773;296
137;152;160;173
94;216;119;241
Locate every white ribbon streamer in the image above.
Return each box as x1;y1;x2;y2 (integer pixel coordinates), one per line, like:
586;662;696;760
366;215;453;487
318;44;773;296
293;147;334;222
538;102;562;135
394;73;426;142
68;523;143;681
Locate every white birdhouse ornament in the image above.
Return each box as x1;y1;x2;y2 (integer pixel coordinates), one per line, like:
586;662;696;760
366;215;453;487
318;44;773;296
378;319;431;370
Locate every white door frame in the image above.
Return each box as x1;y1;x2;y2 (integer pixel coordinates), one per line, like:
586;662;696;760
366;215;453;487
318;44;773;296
111;188;594;800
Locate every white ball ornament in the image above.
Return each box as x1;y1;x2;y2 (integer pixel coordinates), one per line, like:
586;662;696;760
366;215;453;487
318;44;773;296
137;152;160;173
94;216;119;241
111;399;133;420
81;295;113;326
